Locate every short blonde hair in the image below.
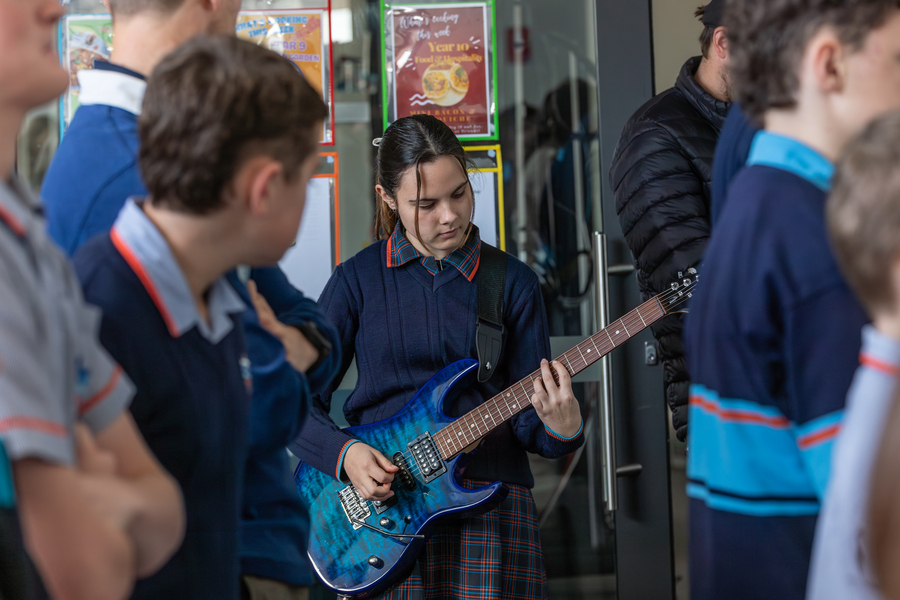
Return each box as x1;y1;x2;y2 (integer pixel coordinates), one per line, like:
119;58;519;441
827;109;900;316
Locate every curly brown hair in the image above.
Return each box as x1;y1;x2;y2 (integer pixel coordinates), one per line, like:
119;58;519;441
725;0;900;123
139;35;327;215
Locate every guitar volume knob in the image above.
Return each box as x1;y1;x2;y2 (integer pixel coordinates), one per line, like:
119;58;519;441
368;555;384;568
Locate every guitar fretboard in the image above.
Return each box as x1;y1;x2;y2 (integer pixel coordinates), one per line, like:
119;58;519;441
433;294;666;460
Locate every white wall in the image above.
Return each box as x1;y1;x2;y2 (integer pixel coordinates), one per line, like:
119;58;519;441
652;0;704;93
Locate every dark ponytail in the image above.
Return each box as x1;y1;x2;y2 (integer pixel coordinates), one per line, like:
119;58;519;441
374;114;473;240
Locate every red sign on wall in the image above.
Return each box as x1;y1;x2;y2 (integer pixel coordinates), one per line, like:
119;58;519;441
384;2;496;139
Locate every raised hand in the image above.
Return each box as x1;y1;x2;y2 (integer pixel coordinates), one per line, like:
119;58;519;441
247;278;319;372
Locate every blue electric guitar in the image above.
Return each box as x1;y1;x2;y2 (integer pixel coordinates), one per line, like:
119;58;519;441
294;270;698;598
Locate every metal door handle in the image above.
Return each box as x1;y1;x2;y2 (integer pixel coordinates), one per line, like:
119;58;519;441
592;232;618;513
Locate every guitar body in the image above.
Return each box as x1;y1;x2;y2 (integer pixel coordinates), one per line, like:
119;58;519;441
294;358;508;598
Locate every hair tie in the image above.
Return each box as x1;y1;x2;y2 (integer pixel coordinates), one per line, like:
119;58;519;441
372;138;383;147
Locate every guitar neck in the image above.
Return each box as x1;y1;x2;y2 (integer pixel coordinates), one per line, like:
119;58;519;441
433;295;666;460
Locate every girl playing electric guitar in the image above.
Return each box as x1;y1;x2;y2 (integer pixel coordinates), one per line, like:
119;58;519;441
292;114;584;599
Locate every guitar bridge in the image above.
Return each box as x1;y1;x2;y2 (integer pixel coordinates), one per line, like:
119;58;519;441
338;485;370;529
407;432;446;484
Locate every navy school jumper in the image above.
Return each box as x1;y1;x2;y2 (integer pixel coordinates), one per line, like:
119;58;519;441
684;131;869;600
290;237;584;487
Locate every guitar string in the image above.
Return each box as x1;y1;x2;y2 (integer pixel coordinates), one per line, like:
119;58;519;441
434;282;696;458
355;279;699;485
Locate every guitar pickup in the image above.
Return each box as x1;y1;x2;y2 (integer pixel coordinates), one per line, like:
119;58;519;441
338;485;371;529
407;433;447;484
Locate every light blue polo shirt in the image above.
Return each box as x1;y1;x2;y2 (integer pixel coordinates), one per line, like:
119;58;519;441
110;198;246;343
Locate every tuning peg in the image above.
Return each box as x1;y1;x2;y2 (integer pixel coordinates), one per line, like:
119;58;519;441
688;267;697;275
677;271;684;278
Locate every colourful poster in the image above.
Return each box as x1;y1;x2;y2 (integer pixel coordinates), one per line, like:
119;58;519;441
61;15;113;128
236;9;333;144
384;2;497;140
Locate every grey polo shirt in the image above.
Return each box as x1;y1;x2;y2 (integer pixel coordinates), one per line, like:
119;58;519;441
0;177;134;466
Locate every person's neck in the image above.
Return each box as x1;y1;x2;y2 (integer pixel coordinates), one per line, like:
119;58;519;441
0;109;25;184
142;201;239;320
765;107;843;163
693;56;729;102
109;11;204;77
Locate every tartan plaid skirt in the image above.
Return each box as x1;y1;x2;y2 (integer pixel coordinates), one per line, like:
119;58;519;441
367;479;549;600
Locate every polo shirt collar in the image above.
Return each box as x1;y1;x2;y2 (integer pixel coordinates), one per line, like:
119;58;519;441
110;199;246;343
77;62;147;116
385;222;482;281
747;131;834;192
0;177;41;238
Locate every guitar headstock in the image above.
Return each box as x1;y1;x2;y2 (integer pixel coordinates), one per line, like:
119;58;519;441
660;268;699;314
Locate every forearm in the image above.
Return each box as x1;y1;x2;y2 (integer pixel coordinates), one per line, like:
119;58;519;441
14;460;138;600
125;470;185;577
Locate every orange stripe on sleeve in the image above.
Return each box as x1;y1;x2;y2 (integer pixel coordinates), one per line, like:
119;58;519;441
79;365;123;415
860;353;900;376
0;416;67;438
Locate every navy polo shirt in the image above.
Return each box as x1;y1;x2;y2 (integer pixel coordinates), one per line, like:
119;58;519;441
41;62;342;585
73;200;250;600
684;132;869;600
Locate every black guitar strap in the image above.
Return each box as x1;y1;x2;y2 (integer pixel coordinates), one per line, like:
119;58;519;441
476;243;507;383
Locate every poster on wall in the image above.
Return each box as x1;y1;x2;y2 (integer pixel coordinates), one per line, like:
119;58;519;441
279;153;340;300
236;9;334;145
59;15;113;132
382;1;498;140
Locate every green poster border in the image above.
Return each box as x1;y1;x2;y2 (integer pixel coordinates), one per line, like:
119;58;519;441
380;0;499;142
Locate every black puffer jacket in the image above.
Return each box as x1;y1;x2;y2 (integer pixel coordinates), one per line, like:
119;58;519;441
609;57;729;442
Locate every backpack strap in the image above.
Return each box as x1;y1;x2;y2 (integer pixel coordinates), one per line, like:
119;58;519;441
476;243;508;383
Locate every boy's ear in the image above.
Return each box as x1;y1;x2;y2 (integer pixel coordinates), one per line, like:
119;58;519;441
236;156;284;216
807;28;847;95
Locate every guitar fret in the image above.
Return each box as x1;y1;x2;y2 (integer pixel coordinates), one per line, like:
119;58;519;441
619;319;630;337
519;381;529;401
605;329;616;347
636;307;647;327
563;354;574;373
589;335;602;356
574;344;586;367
